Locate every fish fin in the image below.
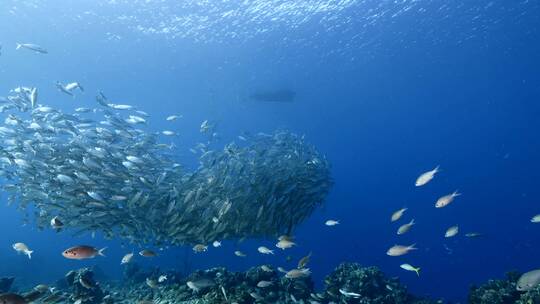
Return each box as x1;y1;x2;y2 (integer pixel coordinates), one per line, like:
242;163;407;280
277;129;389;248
434;165;440;173
409;243;417;250
410;219;415;225
415;268;420;276
16;43;22;50
453;190;461;197
27;250;33;259
98;247;107;257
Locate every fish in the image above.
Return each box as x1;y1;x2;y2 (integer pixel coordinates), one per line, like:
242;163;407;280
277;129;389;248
257;246;274;254
391;208;407;222
285;268;311;279
339;289;360;298
261;265;273;272
386;244;417;256
465;232;483;238
400;263;421;276
166;115;181;121
158;275;167;283
16;43;48;54
435;191;461;208
257;280;273;288
0;293;27;304
531;214;540;223
517;269;540;291
50;216;64;230
12;243;33;259
79;277;94;289
276;239;296;250
212;241;221;247
162;130;175;136
121;253;134;264
62;246;106;259
186;279;215;292
397;219;415;235
139;249;157;257
325;220;339;226
415;166;440;186
277;267;288;273
234;250;246;257
445;225;459;238
193;244;208;253
297;252;312;269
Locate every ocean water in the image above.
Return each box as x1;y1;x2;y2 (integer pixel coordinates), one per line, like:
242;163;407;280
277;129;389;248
0;1;539;303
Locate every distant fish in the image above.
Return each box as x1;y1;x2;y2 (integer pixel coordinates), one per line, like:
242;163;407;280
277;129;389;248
16;43;48;54
56;81;83;96
285;268;311;279
166;115;181;121
50;216;64;230
62;245;106;260
249;89;296;103
276;239;296;250
415;166;440;186
158;275;167;283
435;191;461;208
386;244;417;256
261;265;273;272
212;240;221;247
445;225;459;238
257;280;273;288
397;219;415;235
12;242;33;259
391;208;407;222
325;220;339;226
400;263;421;276
139;249;157;257
186;279;215;292
121;252;134;264
465;232;483;238
339;289;361;298
146;278;158;289
192;244;208;253
531;214;540;223
297;252;312;269
257;246;274;255
234;250;246;257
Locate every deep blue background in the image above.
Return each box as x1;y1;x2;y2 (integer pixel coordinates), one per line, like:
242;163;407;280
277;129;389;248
1;1;539;302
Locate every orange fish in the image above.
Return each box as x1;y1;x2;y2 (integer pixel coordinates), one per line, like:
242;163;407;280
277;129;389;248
62;245;107;260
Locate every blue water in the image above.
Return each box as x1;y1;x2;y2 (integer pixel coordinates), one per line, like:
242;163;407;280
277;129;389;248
1;0;540;302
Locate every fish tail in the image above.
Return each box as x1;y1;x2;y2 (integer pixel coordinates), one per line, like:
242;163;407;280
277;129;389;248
415;268;420;276
16;43;22;50
409;243;417;250
434;165;440;172
98;247;107;257
410;219;415;225
453;190;461;197
26;250;33;259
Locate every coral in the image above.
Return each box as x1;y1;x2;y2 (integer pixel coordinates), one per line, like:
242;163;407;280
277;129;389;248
468;272;521;304
0;277;14;293
64;268;106;304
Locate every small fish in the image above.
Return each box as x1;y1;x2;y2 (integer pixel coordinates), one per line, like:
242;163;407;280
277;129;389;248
257;246;274;255
517;269;540;291
162;130;175;136
435;191;461;208
121;252;134;264
386;244;417;256
50;216;64;230
12;242;33;259
234;250;246;257
158;275;167;283
139;249;157;257
465;232;483;238
62;245;106;260
257;280;273;288
193;244;208;253
276;239;296;250
400;263;421;276
297;252;312;269
166;115;181;121
16;43;48;54
277;267;288;273
445;225;459;238
397;219;415;235
531;214;540;223
285;268;311;279
212;240;221;247
415;166;440;186
339;289;361;298
261;265;273;272
391;208;407;222
325;220;339;226
79;277;94;289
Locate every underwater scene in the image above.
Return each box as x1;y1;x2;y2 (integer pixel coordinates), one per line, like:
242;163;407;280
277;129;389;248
0;1;540;303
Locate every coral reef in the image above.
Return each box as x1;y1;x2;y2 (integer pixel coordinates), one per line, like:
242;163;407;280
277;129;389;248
64;268;107;304
468;271;521;304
